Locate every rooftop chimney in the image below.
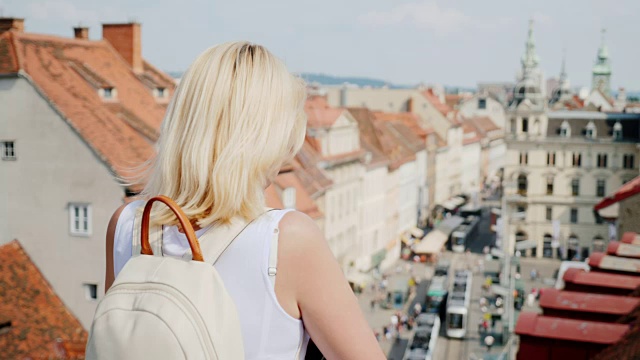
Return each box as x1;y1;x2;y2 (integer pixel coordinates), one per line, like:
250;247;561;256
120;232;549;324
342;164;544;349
102;22;142;73
0;18;25;34
73;26;89;40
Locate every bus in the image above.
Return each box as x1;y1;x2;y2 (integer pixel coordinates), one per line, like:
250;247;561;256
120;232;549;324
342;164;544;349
451;216;480;253
425;275;448;314
446;270;473;338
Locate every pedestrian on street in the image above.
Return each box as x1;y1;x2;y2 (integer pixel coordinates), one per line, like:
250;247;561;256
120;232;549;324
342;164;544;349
370;299;376;312
414;302;422;316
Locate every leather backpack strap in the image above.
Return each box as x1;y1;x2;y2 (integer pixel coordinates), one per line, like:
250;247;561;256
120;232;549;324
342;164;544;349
132;205;163;257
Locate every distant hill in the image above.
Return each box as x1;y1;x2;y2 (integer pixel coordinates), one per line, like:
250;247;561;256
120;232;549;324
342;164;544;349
299;73;405;88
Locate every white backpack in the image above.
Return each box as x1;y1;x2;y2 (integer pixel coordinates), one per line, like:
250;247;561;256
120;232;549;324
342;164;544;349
86;196;256;360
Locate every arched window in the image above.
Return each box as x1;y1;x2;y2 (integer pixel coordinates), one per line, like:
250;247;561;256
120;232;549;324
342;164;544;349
613;122;623;140
543;234;553;258
560;120;571;137
568;234;580;260
593;235;605;253
585;121;597;139
517;174;528;196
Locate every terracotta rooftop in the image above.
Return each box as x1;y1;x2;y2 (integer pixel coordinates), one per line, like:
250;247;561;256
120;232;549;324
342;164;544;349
305;95;345;128
372;111;433;139
539;289;640;316
349;108;415;171
272;170;322;219
0;25;174;188
515;312;628;345
563;268;640;292
421;89;452;117
0;240;87;359
293;139;333;198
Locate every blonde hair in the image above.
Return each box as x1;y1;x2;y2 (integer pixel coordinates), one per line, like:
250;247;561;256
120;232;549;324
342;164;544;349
141;42;306;226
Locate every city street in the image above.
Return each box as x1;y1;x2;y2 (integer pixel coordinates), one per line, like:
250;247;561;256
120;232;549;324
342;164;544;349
357;206;564;359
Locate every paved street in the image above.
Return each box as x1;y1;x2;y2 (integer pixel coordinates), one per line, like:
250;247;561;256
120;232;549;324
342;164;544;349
356;206;565;359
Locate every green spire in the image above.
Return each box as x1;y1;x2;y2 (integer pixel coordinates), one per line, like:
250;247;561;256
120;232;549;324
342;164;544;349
593;28;611;75
521;19;540;70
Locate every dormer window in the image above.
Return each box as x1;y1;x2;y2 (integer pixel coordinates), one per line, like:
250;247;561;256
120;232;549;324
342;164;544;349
613;122;622;140
560;120;571;137
585;121;597;139
155;87;167;98
478;98;487;109
101;87;116;100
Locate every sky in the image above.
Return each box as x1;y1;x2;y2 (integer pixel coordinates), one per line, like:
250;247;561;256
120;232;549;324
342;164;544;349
3;0;639;89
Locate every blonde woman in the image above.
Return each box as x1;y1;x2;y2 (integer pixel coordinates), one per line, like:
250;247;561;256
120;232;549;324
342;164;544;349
104;42;385;359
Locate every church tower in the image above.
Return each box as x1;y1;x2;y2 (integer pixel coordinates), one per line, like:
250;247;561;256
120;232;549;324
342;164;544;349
550;49;573;106
592;29;612;96
508;20;547;137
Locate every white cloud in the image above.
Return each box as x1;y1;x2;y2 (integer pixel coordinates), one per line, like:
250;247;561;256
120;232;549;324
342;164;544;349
27;0;101;23
358;1;471;35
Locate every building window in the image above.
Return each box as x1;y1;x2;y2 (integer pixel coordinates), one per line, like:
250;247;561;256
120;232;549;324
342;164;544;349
1;141;16;160
596;179;606;197
571;179;580;196
585;121;596;139
156;87;167;98
517;174;528;196
546;206;552;221
560;120;571;137
593;237;605;252
478;98;487;109
522;118;529;133
595;212;604;224
572;152;582;167
510;119;516;134
613;122;622;140
546;177;554;195
102;87;114;99
570;208;578;224
282;187;296;209
84;283;98;301
597;153;608;168
546;152;556;166
623;154;635;169
69;203;91;236
519;152;528;165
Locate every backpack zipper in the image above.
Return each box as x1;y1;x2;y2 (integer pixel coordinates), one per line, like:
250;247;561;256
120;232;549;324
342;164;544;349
108;282;218;359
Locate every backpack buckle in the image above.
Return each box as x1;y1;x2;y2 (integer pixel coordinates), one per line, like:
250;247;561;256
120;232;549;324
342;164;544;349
268;267;277;276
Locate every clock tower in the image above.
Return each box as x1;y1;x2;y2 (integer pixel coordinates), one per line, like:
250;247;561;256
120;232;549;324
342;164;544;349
592;29;612;96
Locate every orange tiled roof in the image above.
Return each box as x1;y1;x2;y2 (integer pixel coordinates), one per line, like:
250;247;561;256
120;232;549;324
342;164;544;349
305;95;344;128
0;240;87;359
372;111;432;140
422;89;453;116
349;108;415;170
294;139;333;198
273;170;323;219
0;28;175;185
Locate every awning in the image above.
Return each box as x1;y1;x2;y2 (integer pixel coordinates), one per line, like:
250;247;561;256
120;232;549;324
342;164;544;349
594;175;640;218
441;196;466;211
346;271;373;286
597;202;619;219
410;227;425;239
413;230;447;254
515;240;537;251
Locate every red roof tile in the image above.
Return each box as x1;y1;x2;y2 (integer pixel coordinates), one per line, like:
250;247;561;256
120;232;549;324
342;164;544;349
0;28;175;187
515;312;628;344
594;175;640;211
563;268;640;291
0;240;87;359
305;95;344;128
539;289;640;316
422;89;452;116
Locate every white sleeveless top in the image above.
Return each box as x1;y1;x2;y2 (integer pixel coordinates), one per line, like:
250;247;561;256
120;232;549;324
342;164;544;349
113;200;310;359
